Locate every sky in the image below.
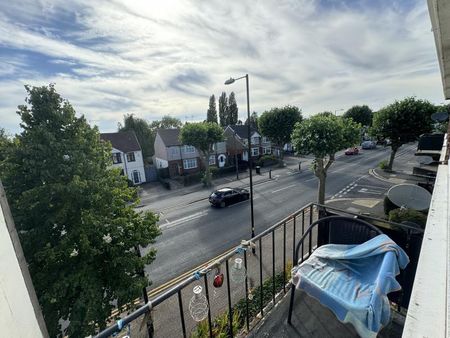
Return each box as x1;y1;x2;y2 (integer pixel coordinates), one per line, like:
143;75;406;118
0;0;447;134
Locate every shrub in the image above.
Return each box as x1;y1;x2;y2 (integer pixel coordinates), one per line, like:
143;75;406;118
256;155;279;167
378;160;388;170
389;208;427;228
184;172;203;186
383;196;397;216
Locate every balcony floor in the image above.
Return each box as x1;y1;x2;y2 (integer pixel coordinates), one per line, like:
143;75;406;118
248;289;404;338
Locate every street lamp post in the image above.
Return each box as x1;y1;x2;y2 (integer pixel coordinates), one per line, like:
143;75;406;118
225;74;255;247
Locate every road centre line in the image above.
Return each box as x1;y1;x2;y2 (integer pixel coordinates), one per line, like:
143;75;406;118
272;184;297;193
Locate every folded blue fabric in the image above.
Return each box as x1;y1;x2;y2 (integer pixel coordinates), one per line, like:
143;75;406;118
292;234;409;338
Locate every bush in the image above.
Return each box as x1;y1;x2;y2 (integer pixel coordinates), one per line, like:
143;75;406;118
158;177;171;190
157;167;170;179
378;160;389;170
183;172;203;186
256;155;279;167
383;196;398;216
389;208;427;228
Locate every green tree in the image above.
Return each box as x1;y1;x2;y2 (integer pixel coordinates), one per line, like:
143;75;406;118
118;114;154;161
292;114;360;204
371;97;436;171
259;105;302;160
0;128;12;163
218;92;228;127
228;92;238;125
151;115;182;130
245;112;258;129
206;94;218;124
343;105;373;126
1;85;160;337
180;122;223;187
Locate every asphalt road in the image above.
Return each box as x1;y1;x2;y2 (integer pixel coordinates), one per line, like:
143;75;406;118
142;143;417;288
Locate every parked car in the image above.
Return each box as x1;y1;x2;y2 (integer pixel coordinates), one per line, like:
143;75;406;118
361;140;376;149
209;187;249;208
345;147;359;155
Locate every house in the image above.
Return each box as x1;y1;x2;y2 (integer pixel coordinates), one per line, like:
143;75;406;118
224;125;272;164
153;129;227;177
100;131;146;185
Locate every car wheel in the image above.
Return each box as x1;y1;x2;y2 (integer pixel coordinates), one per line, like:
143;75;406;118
244;194;249;200
220;201;226;208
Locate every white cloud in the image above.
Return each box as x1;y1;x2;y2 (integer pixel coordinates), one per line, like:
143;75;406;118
0;0;445;134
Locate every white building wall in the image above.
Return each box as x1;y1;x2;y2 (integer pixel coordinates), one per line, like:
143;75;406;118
109;147;146;185
155;157;169;169
0;185;48;338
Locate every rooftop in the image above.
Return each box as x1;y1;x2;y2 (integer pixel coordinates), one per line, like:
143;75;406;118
100;131;141;153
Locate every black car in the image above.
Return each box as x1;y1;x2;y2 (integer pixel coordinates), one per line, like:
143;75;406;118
209;187;250;208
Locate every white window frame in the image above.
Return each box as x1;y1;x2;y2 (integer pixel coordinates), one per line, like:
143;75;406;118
251;137;260;145
209;155;216;165
263;147;271;154
132;170;141;184
184;145;195;153
183;158;197;169
262;137;270;143
251;147;259;156
126;152;136;162
112;152;122;164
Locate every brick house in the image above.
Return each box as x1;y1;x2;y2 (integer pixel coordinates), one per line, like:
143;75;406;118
153;129;227;178
223;125;272;165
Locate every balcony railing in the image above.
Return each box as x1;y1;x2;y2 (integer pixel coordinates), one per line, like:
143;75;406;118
95;203;424;338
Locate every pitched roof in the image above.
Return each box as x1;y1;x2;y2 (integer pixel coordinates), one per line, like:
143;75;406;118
157;129;182;146
100;131;141;152
227;125;258;139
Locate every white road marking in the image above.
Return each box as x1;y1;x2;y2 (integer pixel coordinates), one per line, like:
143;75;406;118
160;211;208;230
305;177;316;182
357;189;381;195
272;184;297;193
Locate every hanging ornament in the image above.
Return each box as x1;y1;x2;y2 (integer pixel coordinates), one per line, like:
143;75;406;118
189;285;209;322
247;278;255;300
213;265;224;288
230;258;246;283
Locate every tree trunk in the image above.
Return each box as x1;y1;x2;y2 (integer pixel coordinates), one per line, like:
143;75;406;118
387;146;398;171
201;153;212;187
314;159;327;205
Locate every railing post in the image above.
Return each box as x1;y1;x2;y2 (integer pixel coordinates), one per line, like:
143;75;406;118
272;231;276;305
203;274;213;338
283;222;286;293
177;290;187;338
243;251;250;333
225;260;234;338
259;238;264;317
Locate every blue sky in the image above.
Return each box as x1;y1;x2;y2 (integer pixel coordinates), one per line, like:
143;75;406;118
0;0;446;134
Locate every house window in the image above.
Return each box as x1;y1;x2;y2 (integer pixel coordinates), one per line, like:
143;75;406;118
132;170;141;184
183;158;197;169
126;152;136;162
251;136;260;145
209;155;216;165
184;145;195;153
251;147;259;156
262;137;270;143
112;153;122;164
263;147;271;154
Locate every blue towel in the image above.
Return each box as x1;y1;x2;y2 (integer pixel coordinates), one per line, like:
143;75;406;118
292;234;409;338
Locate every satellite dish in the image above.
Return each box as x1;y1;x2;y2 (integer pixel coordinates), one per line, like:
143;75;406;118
431;111;449;122
387;184;432;211
417;156;433;165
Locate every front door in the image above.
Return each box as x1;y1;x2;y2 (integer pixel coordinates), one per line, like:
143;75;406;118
133;170;141;184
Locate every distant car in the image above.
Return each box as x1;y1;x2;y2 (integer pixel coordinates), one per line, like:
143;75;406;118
345;147;359;155
361;140;376;149
209;187;250;208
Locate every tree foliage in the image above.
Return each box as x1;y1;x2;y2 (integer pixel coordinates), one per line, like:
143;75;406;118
118;114;154;161
119;115;182;161
227;92;238;125
180;122;223;186
258;106;302;158
1;85;160;337
292;114;360;204
343;105;373;126
0;128;12;163
245;112;258;129
206;94;218;124
218;92;228;127
371;97;435;170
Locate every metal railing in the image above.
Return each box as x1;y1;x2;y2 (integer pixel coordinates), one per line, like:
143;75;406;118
95;203;424;338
